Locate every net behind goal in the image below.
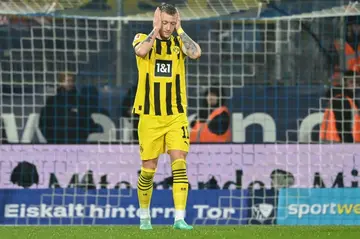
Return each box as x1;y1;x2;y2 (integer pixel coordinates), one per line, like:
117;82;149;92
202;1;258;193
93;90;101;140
1;0;360;226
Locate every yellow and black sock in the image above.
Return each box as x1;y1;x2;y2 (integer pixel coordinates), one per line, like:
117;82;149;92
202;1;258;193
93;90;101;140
137;167;156;219
171;159;189;221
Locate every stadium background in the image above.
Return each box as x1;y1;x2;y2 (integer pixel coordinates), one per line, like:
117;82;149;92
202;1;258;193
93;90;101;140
1;0;360;227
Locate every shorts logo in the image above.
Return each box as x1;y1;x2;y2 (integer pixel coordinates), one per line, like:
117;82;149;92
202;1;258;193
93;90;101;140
155;59;172;77
140;145;144;153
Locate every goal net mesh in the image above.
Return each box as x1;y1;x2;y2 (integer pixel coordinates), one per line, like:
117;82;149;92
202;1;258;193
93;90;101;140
1;0;360;225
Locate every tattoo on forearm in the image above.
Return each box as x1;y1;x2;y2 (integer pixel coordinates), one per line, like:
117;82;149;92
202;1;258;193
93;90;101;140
179;32;198;56
144;29;156;43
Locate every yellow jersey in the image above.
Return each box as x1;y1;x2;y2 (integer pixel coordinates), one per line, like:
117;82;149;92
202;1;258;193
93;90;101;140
132;33;187;116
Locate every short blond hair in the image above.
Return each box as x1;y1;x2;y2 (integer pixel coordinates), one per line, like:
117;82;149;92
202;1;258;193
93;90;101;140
159;3;177;15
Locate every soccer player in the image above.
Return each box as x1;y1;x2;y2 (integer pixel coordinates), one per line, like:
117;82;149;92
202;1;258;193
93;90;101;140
132;3;201;230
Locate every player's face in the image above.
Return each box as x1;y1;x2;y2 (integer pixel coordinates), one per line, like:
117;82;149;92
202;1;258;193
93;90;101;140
160;12;177;39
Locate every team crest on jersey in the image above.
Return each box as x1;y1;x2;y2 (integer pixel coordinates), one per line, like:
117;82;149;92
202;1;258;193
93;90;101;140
172;46;180;54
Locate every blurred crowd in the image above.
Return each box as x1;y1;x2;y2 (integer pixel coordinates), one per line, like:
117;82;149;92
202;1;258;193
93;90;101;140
26;72;232;144
320;16;360;143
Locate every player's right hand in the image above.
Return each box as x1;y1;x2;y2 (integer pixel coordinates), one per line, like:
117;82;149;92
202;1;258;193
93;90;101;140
153;7;162;31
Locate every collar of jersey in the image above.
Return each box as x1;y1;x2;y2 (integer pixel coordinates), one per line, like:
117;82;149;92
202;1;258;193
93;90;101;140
156;36;172;42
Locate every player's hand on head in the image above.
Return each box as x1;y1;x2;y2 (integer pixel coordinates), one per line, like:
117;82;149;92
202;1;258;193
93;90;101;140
176;8;181;30
153;7;162;31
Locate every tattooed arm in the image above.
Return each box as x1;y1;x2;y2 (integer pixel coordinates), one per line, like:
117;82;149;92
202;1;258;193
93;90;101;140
176;9;201;59
178;30;202;59
134;8;161;58
134;28;158;58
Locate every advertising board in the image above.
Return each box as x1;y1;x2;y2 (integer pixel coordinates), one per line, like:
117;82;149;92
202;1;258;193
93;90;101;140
277;188;360;225
1;144;359;190
0;189;248;225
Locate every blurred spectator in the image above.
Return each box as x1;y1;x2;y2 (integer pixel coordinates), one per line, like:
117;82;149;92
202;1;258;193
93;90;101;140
331;16;360;84
189;85;231;143
39;73;93;144
320;70;360;143
121;84;139;142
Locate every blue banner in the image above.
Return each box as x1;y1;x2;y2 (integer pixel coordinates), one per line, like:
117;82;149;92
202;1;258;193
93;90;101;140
0;189;249;225
277;188;360;225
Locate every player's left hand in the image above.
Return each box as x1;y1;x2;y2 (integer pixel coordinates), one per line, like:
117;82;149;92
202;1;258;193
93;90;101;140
176;8;181;30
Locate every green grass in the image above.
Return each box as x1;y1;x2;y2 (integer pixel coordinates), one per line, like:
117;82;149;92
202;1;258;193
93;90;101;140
0;226;359;239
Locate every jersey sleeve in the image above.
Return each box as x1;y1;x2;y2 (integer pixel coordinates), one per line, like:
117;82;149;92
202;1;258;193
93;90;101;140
132;33;147;48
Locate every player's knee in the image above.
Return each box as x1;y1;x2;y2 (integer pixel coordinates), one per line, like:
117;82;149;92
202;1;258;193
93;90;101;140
169;150;188;161
141;158;158;170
